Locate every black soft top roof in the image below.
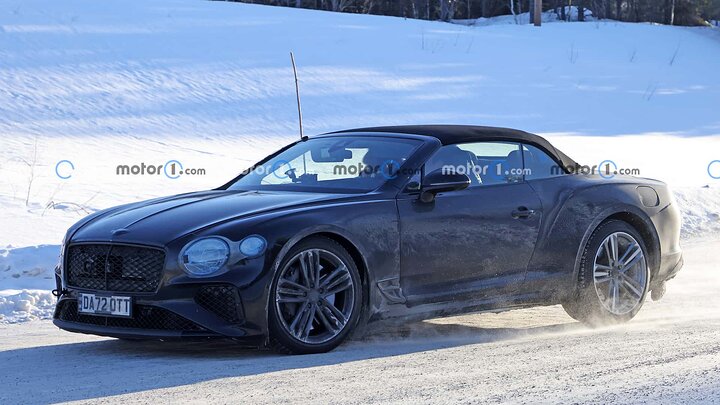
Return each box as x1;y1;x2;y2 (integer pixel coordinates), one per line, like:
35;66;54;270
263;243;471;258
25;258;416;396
328;125;577;168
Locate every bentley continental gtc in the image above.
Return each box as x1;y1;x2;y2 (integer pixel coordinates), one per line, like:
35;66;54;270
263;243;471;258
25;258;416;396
53;125;683;354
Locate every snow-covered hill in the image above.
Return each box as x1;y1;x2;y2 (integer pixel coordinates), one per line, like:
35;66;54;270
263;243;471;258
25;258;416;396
1;0;719;322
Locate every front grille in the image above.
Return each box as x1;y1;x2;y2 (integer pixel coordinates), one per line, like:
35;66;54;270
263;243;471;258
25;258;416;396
66;244;165;292
54;300;204;332
195;285;243;323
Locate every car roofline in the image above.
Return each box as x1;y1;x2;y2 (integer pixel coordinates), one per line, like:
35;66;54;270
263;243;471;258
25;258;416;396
312;131;440;144
321;125;578;170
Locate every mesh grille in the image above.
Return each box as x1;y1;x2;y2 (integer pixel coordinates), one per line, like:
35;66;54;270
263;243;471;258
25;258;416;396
66;244;165;292
195;285;243;323
55;300;204;331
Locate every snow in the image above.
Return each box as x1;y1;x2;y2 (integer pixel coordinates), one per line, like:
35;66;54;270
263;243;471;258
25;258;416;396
1;240;719;403
1;0;719;326
0;245;58;289
0;245;57;323
0;291;55;323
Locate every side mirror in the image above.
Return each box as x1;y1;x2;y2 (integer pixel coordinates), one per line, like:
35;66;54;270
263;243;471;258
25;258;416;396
419;169;471;203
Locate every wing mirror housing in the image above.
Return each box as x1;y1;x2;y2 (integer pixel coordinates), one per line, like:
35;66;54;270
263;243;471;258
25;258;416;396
419;169;471;203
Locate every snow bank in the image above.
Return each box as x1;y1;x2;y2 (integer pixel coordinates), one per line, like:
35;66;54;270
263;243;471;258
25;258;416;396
0;245;59;323
674;188;720;239
0;245;59;289
0;290;55;323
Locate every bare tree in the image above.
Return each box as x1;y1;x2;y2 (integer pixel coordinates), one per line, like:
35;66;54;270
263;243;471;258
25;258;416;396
359;0;375;13
329;0;354;11
20;137;39;207
669;0;676;24
439;0;458;20
530;0;536;24
226;0;720;25
578;0;585;21
509;0;518;23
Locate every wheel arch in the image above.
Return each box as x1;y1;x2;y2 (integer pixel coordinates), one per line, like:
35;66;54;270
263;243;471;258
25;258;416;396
264;227;373;343
573;208;661;289
604;211;661;277
312;232;370;285
312;232;372;331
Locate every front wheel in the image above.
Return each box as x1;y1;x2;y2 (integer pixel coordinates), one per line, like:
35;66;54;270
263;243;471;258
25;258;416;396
563;220;650;326
268;236;362;354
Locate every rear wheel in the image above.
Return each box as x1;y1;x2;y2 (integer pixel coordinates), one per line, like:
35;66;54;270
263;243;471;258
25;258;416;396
563;220;650;326
269;236;362;354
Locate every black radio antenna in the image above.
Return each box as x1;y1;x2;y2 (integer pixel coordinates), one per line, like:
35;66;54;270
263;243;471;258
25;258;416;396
290;51;305;141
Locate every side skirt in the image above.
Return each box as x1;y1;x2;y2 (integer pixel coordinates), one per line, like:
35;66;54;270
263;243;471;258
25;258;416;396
368;291;559;323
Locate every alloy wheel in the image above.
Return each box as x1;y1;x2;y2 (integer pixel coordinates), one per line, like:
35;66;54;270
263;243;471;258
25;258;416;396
592;232;648;315
274;249;355;344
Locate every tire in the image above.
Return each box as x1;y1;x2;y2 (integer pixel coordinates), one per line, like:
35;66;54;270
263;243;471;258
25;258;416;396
563;220;650;327
268;236;363;354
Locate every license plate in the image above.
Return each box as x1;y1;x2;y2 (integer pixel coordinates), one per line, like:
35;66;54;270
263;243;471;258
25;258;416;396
78;293;132;318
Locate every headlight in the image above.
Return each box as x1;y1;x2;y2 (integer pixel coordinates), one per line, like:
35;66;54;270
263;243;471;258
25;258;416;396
239;235;267;257
180;237;230;277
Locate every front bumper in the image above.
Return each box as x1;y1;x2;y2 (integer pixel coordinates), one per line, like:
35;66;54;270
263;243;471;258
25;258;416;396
654;252;683;289
53;284;265;344
54;238;277;343
53;318;217;341
53;255;273;344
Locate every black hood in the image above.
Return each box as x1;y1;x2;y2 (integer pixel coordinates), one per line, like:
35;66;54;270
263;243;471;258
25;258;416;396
69;190;347;245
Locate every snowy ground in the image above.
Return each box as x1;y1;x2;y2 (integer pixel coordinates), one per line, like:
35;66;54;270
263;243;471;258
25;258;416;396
1;240;719;404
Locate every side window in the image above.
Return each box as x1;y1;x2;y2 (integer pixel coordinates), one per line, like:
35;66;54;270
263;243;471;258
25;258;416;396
423;142;524;187
522;144;565;180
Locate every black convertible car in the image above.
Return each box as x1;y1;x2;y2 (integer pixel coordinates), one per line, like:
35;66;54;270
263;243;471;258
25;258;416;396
53;125;683;354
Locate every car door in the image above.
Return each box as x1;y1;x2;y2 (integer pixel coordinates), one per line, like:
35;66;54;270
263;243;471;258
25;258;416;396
397;141;543;304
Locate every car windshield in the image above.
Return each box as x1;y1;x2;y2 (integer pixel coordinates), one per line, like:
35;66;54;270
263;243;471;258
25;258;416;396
228;136;422;193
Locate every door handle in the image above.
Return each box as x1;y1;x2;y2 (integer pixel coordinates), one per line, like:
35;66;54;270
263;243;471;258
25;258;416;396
511;206;535;219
